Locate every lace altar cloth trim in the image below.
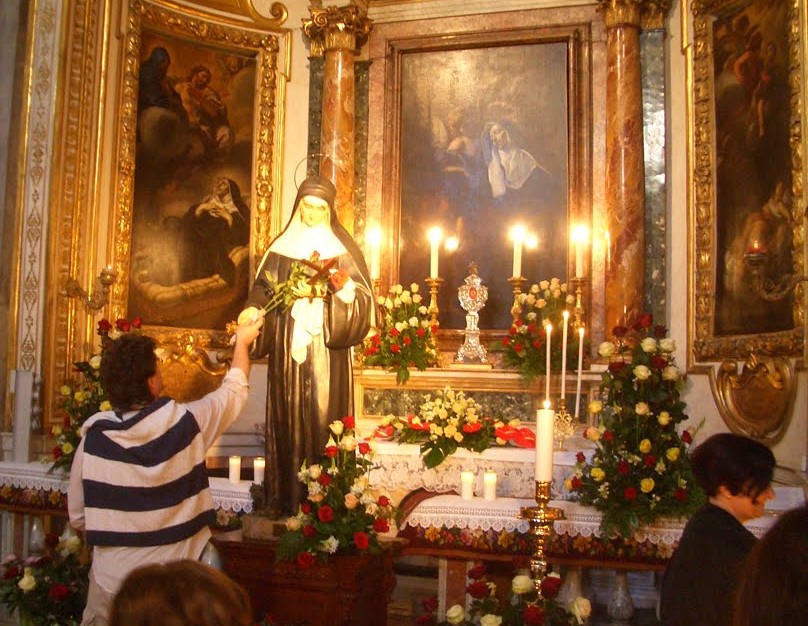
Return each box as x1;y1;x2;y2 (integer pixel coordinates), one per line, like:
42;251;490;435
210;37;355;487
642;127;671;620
0;462;254;513
400;494;777;545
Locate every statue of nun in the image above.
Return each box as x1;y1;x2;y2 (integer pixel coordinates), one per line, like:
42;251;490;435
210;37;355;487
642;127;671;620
239;175;373;516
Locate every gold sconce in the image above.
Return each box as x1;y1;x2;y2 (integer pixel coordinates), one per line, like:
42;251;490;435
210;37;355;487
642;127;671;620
743;249;807;301
65;266;117;312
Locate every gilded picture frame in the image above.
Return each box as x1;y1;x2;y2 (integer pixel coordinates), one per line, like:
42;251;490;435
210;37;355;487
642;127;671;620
109;0;285;349
691;0;805;361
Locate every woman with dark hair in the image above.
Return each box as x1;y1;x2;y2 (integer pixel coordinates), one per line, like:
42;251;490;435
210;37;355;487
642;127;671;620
733;505;808;626
660;432;776;626
239;175;373;516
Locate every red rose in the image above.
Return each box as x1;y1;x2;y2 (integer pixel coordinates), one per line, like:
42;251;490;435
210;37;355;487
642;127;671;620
378;495;390;507
317;473;332;486
364;347;378;356
644;454;656;468
97;318;113;334
681;430;693;444
651;356;668;369
390;327;400;337
358;442;370;455
353;531;370;550
52;446;63;459
508;326;518;336
422;596;439;613
602;430;614;442
638;313;653;329
116;318;131;332
468;564;487;580
3;565;20;580
416;328;426;337
540;575;562;598
371;334;381;345
466;580;488;599
612;325;628;338
608;361;627;374
343;415;355;429
325;446;339;458
462;422;482;434
527;323;536;333
654;324;667;338
318;505;334;523
390;344;401;353
617;460;630;476
303;524;317;538
570;476;582;490
301;502;312;514
674;488;688;502
575;452;586;463
372;518;389;533
48;582;71;601
522;604;545;625
296;551;315;568
403;336;412;345
63;415;72;427
502;337;511;347
131;315;142;329
624;486;638;501
532;340;542;349
430;325;439;334
513;343;524;352
45;532;59;548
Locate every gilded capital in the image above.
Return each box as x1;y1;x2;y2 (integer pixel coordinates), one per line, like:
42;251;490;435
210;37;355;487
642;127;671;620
302;5;373;57
597;0;671;30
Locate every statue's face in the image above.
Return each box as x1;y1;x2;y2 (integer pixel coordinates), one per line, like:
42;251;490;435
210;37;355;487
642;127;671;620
299;195;330;227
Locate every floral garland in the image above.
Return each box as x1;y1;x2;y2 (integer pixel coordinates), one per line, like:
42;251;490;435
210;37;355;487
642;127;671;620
360;283;438;384
417;564;590;626
566;315;705;538
276;416;396;567
49;318;142;473
497;279;583;383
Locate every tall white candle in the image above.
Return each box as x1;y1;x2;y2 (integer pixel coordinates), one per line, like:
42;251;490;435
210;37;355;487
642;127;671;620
561;310;569;399
228;455;241;484
427;227;442;278
367;227;381;280
535;401;555;482
544;323;552;403
572;225;588;278
460;470;474;500
253;457;266;484
511;224;526;278
575;327;585;419
483;470;497;501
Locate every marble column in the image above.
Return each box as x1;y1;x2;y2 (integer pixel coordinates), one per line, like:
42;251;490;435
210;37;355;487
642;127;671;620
599;0;667;329
303;5;372;234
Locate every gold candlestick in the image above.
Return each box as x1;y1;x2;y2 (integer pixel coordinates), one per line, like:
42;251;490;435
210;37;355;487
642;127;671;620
554;396;574;450
569;276;588;331
519;480;564;586
424;276;443;328
507;276;526;323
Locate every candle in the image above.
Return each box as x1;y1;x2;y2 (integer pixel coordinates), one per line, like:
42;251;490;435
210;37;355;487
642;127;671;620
367;226;382;280
253;457;266;484
427;227;443;278
560;310;569;399
575;327;585;419
228;455;241;484
571;225;589;277
511;224;526;278
483;470;497;501
535;401;555;482
544;323;552;403
460;470;474;500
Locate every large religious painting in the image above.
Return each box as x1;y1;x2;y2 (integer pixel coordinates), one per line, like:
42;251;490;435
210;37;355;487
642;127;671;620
111;0;284;347
692;0;805;360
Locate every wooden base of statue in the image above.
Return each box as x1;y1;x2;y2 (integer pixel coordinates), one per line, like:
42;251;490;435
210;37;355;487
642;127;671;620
213;530;399;626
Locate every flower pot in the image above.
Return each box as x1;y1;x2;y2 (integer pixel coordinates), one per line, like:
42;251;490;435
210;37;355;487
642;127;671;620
213;531;400;626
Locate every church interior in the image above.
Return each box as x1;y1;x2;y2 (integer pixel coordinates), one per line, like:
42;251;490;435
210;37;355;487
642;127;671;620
0;0;806;625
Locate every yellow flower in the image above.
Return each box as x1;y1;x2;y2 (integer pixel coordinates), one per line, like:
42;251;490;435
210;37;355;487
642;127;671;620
657;411;671;426
73;391;85;403
99;400;112;411
588;400;603;414
640;478;655;493
18;568;36;592
61;442;74;455
666;447;681;461
51;425;62;437
639;439;652;454
60;385;72;397
590;467;606;482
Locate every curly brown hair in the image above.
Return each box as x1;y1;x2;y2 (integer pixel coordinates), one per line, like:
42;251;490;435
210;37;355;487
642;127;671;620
99;333;158;411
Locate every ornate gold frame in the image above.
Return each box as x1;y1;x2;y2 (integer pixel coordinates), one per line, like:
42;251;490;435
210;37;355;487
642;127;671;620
690;0;805;361
109;0;285;347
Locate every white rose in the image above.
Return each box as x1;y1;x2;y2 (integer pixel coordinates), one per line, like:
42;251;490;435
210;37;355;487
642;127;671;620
511;574;534;595
598;341;616;358
418;306;428;315
400;291;412;304
376;296;386;305
329;420;344;436
660;338;676;353
445;605;465;625
410;283;419;293
570;597;592;624
89;355;102;369
525;294;536;306
639;338;656;354
307;464;323;479
413;293;422;303
340;434;357;451
480;615;502;626
64;535;82;555
635;402;650;416
634;365;651;380
662;365;680;381
530;284;539;294
18;568;36;592
409;316;419;327
539;280;550;290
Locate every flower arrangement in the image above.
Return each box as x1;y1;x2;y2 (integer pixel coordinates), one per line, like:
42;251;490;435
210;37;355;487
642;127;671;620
49;318;142;473
276;416;396;567
261;253;346;314
417;564;591;626
498;279;582;383
0;532;89;626
360;283;439;384
383;387;512;469
566;314;705;537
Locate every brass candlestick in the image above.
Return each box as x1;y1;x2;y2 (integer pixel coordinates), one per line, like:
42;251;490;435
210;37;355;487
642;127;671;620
424;276;443;328
507;276;526;323
554;396;574;450
65;266;117;312
744;251;808;301
569;276;588;331
519;480;564;586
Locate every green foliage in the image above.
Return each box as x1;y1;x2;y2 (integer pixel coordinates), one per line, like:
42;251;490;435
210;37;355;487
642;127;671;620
263;258;333;314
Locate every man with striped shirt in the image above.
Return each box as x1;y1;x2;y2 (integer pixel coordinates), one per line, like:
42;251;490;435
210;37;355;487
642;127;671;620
67;316;262;626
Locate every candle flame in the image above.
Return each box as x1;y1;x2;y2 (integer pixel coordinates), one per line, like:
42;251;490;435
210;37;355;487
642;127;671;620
444;235;459;252
571;224;590;245
543;400;551;410
367;225;382;245
510;224;527;242
427;226;443;244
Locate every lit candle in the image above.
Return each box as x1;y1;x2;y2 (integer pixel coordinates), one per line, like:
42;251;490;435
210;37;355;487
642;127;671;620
367;226;382;280
511;224;526;278
561;310;569;399
575;327;585;419
253;457;266;484
444;235;459;253
535;401;555;482
545;323;552;403
571;225;589;278
460;470;474;500
228;455;241;484
427;227;443;278
483;470;497;501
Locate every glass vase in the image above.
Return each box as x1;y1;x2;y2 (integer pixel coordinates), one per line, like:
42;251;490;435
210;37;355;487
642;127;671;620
607;570;634;622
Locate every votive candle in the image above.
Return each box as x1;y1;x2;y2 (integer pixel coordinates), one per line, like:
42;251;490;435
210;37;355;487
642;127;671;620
561;310;569;398
535;402;555;482
253;457;266;484
228;455;241;484
545;323;553;403
575;327;585;419
483;470;497;501
460;470;474;500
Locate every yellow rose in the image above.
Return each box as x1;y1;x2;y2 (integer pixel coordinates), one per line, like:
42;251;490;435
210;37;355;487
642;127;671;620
344;493;359;510
666;447;681;461
99;400;112;412
590;467;606;482
18;568;36;592
61;442;74;455
657;411;671;426
60;385;72;397
51;426;62;437
446;604;466;625
640;478;655;493
588;400;603;415
285;516;302;531
639;439;652;454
